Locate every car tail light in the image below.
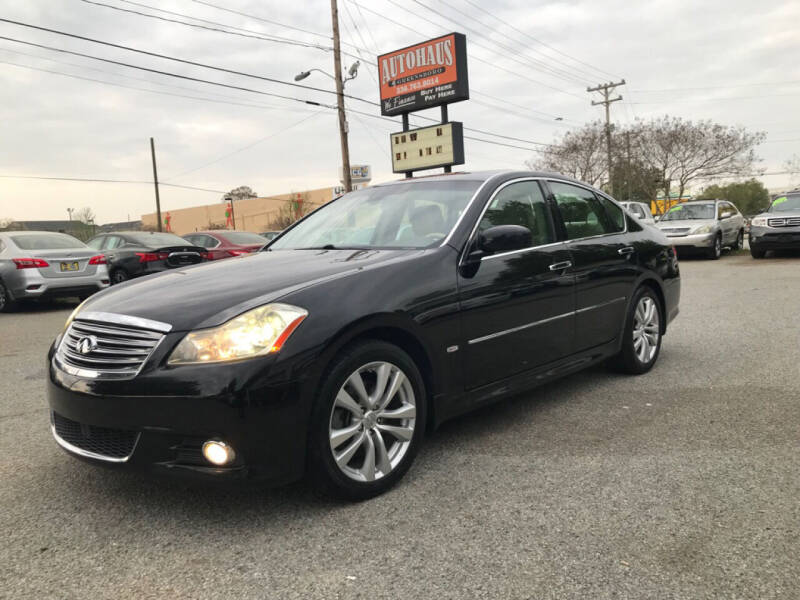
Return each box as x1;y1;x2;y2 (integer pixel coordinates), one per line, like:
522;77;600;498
227;249;250;257
12;258;49;269
199;251;209;260
88;255;107;265
136;252;169;263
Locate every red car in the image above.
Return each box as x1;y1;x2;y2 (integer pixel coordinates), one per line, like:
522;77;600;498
182;231;267;260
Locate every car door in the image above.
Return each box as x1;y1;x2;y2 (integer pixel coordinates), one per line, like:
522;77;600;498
720;201;741;244
457;179;575;390
546;180;639;352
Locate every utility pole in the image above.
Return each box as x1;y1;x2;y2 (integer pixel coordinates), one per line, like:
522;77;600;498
625;130;632;200
588;80;625;192
330;0;352;192
150;137;163;232
67;208;74;221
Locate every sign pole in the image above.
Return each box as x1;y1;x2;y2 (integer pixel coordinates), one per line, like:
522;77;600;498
441;105;451;173
402;113;412;179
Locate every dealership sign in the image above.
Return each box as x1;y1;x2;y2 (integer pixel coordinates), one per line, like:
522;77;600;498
390;122;464;174
378;33;469;117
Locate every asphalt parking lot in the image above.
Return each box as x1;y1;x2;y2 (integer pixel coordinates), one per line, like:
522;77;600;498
1;253;799;600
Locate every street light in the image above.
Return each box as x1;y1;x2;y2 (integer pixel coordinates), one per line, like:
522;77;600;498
294;61;360;192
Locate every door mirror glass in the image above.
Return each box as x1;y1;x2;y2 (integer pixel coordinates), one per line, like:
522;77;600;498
477;225;532;255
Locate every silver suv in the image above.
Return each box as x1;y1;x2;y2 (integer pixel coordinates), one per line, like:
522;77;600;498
656;200;745;260
749;191;800;258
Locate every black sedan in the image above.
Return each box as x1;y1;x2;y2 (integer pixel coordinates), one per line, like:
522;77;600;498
86;231;207;284
48;171;680;500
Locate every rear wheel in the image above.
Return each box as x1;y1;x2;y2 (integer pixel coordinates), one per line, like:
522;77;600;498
732;230;743;250
750;246;766;259
111;269;129;284
0;281;18;313
608;286;663;374
308;340;426;501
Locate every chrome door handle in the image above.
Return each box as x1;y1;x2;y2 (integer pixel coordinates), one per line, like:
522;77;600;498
549;260;572;271
618;246;635;256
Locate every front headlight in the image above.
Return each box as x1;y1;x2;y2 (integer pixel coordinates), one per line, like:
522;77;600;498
692;224;713;234
751;217;768;227
167;303;308;365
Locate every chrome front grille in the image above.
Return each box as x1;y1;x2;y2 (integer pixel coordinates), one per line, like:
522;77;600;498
661;227;691;236
767;217;800;227
55;317;165;379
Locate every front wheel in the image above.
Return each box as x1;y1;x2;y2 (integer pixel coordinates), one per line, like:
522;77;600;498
607;286;663;375
750;246;766;259
307;340;426;501
707;234;722;260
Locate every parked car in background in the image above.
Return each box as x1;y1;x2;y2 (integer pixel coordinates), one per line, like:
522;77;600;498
260;231;281;242
749;191;800;258
655;200;745;259
0;231;109;312
86;231;207;284
48;170;680;500
620;201;655;224
182;230;267;260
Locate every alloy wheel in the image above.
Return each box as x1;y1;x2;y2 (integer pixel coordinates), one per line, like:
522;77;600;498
714;236;721;257
632;296;660;364
0;284;6;309
328;361;417;482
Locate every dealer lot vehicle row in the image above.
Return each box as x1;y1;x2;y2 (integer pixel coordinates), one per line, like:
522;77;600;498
46;170;679;500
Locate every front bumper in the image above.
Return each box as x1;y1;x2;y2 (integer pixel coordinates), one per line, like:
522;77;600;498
11;268;109;300
749;226;800;251
46;342;314;484
661;232;716;250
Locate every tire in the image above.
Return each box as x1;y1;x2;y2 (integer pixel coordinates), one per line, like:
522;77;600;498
707;234;722;260
111;269;130;284
750;246;766;259
732;230;743;250
607;286;663;375
0;280;18;313
307;340;426;501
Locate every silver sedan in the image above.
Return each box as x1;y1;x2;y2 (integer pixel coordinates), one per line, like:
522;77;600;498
0;231;109;312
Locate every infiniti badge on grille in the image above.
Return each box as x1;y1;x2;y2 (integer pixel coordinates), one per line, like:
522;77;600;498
76;335;99;355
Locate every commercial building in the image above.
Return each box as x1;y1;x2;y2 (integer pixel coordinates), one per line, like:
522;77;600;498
140;186;345;235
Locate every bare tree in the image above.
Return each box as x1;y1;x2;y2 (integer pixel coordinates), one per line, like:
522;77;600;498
635;117;765;212
526;121;607;187
222;186;258;202
74;207;96;224
785;154;800;187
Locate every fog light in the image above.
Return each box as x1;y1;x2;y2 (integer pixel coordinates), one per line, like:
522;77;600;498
202;440;235;466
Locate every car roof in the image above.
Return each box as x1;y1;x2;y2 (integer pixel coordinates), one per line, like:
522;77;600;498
373;169;595;189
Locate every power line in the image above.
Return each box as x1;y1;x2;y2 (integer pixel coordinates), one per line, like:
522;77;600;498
0;18;378;106
0;174;225;193
411;0;589;86
460;0;618;81
631;80;800;93
165;111;327;180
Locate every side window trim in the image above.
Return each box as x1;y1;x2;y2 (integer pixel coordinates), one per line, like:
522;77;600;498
460;177;561;264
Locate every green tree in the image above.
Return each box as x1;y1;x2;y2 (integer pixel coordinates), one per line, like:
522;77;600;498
696;179;770;215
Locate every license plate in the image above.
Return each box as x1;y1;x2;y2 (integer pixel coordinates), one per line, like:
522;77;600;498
60;262;80;272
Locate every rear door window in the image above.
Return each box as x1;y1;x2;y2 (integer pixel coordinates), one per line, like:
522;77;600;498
549;181;618;239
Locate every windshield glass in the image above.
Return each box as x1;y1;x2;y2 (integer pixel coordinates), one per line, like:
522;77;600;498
11;233;85;250
269;180;482;250
129;232;192;247
223;232;269;244
660;203;715;221
769;193;800;212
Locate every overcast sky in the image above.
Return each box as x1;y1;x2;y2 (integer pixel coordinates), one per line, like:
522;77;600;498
1;0;798;224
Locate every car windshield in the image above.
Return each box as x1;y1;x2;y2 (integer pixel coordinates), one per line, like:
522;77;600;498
269;180;482;250
660;203;715;221
223;232;269;244
129;232;191;247
11;232;85;250
769;193;800;212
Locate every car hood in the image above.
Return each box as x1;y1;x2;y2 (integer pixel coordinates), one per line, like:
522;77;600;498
656;218;716;229
80;248;421;330
753;211;800;219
